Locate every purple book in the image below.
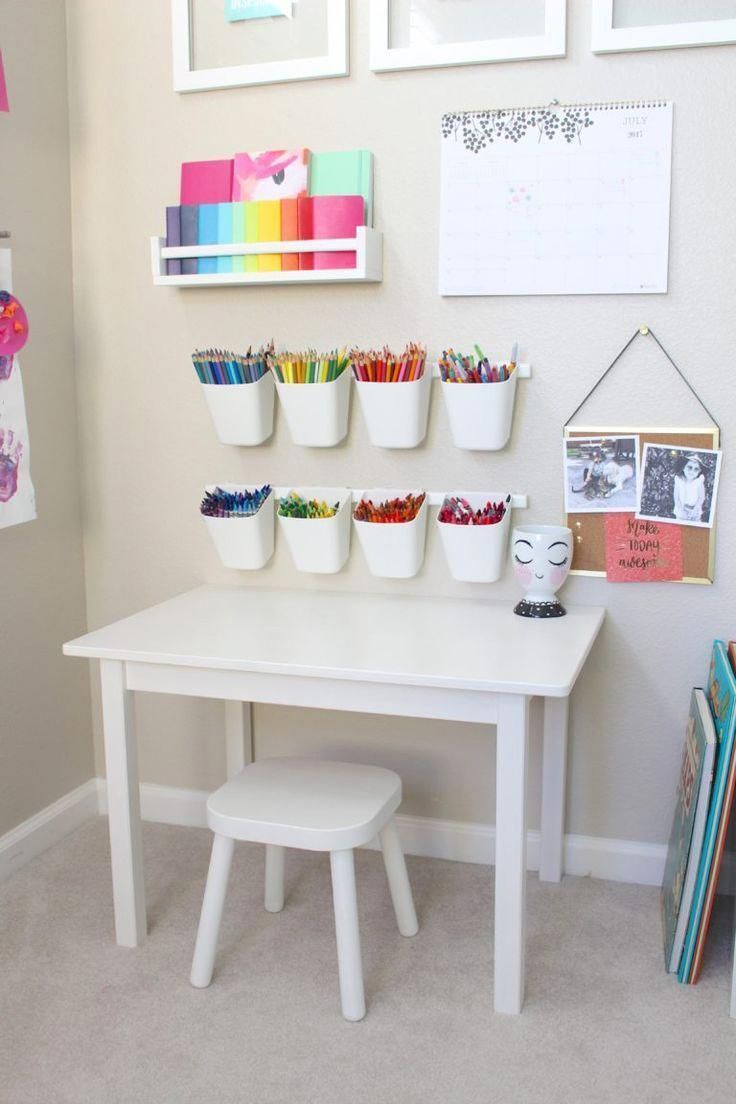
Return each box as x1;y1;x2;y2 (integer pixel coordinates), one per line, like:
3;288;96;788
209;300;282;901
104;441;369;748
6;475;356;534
165;206;182;276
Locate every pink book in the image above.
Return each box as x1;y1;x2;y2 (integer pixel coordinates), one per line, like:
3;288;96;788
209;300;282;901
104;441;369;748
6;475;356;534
311;195;365;270
232;149;309;201
180;160;234;205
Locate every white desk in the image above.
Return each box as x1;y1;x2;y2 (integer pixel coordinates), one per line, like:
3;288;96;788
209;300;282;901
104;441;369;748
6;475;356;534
64;585;604;1014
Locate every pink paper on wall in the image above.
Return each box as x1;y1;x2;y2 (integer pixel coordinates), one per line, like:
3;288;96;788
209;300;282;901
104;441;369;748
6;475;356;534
0;48;9;112
605;513;684;583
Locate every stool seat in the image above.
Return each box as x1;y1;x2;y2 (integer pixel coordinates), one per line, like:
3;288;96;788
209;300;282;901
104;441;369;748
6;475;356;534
206;758;402;851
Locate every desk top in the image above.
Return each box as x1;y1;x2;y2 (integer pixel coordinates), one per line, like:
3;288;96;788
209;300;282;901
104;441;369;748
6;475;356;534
63;586;604;697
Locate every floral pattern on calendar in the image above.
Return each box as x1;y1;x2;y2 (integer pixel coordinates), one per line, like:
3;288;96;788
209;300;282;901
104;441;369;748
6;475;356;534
441;106;594;153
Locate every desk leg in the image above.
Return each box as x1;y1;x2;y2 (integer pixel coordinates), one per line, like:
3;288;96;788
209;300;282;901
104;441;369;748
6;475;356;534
99;659;146;947
495;694;530;1015
539;696;569;883
225;702;253;779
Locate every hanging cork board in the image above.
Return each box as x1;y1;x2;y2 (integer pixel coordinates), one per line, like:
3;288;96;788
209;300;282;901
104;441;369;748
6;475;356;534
564;426;719;584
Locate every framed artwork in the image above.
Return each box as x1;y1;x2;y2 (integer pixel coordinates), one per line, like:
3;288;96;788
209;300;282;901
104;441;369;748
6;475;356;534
564;427;719;584
369;0;566;72
172;0;348;92
592;0;736;53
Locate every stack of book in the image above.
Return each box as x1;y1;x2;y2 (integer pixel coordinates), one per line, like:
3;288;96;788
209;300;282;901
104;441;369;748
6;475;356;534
661;640;736;983
164;148;373;275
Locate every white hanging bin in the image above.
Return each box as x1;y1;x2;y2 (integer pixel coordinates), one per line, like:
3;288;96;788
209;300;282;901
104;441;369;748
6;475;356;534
441;372;518;451
202;484;275;570
274;369;351;447
201;372;275;446
353;489;428;579
354;367;432;448
436;492;512;583
277;487;352;574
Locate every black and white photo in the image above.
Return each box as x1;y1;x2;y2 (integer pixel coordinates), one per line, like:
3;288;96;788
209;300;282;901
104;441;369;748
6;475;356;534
637;444;722;529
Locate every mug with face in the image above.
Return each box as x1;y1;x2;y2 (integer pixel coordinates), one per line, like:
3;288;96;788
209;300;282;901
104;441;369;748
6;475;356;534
511;525;573;618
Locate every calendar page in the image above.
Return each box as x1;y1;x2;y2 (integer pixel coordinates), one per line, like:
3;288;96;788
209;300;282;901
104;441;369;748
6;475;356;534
439;101;673;296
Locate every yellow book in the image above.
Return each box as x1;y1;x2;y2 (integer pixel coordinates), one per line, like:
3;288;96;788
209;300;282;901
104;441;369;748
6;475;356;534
257;200;281;272
244;201;258;274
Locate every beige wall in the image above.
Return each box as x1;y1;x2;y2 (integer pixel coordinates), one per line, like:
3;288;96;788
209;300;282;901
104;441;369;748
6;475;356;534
0;0;93;835
65;0;736;844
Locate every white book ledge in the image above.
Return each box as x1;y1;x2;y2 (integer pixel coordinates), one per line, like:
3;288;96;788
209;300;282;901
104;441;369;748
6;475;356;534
151;226;383;287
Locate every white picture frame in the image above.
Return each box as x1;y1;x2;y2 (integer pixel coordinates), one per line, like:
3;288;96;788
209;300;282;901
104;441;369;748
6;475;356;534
172;0;348;92
591;0;736;53
369;0;566;72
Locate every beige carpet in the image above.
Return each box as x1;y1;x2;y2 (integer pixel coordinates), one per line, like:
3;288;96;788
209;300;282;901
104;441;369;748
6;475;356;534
1;818;734;1104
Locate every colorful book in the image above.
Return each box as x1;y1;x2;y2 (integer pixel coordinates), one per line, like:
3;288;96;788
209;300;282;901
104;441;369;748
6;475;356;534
244;202;259;273
297;195;364;270
256;200;281;272
180;159;234;205
280;199;299;272
216;203;233;275
232;149;309;201
231;203;246;274
180;204;199;276
297;197;315;272
661;689;716;973
309;150;373;227
197;203;219;275
165;206;182;276
678;641;736;982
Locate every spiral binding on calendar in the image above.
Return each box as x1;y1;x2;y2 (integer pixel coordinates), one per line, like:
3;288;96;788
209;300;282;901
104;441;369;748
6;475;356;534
448;98;668;118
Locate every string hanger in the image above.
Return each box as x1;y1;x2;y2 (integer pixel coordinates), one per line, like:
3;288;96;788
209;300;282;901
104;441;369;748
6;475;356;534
565;326;721;443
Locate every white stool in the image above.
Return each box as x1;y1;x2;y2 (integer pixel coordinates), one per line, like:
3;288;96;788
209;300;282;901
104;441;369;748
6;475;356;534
190;757;418;1022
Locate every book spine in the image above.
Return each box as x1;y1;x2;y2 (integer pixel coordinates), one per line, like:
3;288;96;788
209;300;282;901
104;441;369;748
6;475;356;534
297;197;314;271
180;205;199;276
231;203;246;274
216;203;233;274
198;204;219;275
257;200;281;272
165;206;182;276
244;202;258;273
280;199;299;272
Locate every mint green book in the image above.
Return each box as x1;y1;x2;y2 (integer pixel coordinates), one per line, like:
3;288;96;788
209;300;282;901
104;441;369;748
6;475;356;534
309;150;373;227
243;202;259;273
231;203;245;273
216;202;233;274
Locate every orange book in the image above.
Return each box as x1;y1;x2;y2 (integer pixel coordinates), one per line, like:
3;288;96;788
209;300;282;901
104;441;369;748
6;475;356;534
280;199;299;272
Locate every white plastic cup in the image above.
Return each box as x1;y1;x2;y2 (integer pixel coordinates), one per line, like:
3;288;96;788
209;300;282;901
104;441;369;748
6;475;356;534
201;372;275;446
354;367;432;448
436;492;512;582
202;484;274;570
277;487;352;574
441;372;518;451
275;369;351;447
352;489;428;579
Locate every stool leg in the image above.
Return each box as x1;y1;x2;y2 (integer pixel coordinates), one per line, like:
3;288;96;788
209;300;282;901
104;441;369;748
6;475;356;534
379;820;419;937
190;834;234;989
264;844;285;913
329;849;366;1022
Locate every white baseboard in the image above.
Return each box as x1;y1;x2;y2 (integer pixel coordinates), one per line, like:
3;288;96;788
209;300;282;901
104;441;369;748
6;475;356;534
0;779;100;884
98;778;674;888
3;777;733;893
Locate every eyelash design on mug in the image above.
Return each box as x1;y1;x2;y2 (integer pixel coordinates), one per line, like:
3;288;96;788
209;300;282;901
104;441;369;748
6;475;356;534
514;539;533;565
547;541;568;567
